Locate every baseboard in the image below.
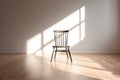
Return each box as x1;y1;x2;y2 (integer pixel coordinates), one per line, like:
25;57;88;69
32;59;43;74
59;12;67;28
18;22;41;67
0;53;120;55
71;51;120;54
0;53;26;55
71;53;120;55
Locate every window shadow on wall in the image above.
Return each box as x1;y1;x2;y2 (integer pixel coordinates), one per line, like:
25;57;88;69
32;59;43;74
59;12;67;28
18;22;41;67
26;6;86;56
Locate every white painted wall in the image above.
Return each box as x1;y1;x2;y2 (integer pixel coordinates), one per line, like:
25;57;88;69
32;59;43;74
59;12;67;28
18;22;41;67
0;0;120;54
71;0;120;53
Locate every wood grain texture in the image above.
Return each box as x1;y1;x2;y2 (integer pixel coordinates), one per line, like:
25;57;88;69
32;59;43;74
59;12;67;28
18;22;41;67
0;54;120;80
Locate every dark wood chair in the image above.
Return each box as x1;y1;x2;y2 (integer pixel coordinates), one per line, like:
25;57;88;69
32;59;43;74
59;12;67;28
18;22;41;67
50;30;72;62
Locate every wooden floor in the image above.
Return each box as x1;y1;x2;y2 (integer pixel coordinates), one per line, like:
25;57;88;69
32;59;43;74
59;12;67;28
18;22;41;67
0;54;120;80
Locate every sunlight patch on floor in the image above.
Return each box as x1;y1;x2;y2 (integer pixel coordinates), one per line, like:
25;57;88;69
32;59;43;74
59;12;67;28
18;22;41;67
51;55;120;80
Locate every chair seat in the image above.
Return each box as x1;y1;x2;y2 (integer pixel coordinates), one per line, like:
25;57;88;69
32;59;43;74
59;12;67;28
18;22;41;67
53;46;70;48
54;50;68;52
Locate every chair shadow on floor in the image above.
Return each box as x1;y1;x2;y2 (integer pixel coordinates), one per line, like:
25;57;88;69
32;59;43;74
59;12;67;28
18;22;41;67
50;62;101;80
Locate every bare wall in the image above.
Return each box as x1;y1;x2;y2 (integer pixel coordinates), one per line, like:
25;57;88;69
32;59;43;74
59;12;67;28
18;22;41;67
71;0;120;53
0;0;120;54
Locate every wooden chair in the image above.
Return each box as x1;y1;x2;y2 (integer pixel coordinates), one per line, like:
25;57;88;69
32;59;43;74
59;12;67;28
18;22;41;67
50;30;72;62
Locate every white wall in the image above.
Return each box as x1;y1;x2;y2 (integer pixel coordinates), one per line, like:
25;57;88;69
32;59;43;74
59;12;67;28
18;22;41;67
0;0;120;54
71;0;120;53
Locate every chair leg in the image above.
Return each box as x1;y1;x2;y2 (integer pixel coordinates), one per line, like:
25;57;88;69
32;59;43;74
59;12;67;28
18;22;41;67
54;48;57;60
51;47;55;62
68;48;72;62
65;47;69;59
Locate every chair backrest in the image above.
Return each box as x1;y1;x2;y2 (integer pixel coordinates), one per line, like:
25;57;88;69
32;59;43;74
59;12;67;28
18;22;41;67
54;30;69;46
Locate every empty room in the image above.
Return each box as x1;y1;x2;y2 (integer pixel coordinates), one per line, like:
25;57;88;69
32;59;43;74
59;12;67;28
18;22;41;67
0;0;120;80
